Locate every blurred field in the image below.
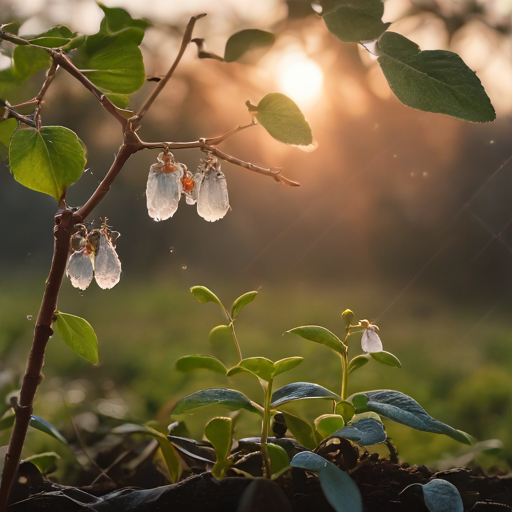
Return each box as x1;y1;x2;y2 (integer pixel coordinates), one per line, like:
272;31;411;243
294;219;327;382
1;273;511;481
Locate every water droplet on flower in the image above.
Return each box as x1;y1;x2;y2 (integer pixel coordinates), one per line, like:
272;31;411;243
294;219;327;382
27;315;33;320
181;264;187;270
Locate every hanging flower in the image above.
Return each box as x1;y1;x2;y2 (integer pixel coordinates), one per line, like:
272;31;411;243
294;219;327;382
91;226;122;290
146;151;185;221
66;229;94;291
360;321;383;353
196;155;229;222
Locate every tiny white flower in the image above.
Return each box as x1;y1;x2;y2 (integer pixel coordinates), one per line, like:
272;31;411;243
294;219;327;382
92;229;122;290
361;325;383;353
196;156;229;222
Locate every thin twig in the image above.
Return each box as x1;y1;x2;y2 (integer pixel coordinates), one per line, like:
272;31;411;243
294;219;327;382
133;14;206;127
204;121;257;145
36;60;59;103
4;107;36;128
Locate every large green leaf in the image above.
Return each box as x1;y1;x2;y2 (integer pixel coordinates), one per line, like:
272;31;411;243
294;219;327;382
322;0;389;43
9;126;86;202
98;3;151;34
271;382;340;408
173;388;262;416
350;390;472;444
332;417;386;446
230;291;257;319
54;311;98;364
224;29;274;63
175;355;227;375
286;326;345;355
251;93;313;146
290;452;362;512
377;32;495;122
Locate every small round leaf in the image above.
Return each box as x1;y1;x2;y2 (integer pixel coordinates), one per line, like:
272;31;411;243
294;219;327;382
224;29;274;63
175;355;227;375
54;311;98;364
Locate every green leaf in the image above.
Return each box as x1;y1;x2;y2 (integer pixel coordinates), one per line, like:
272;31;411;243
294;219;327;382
370;351;402;368
54;311;98;364
376;32;496;122
321;0;389;43
332;417;386;446
315;414;345;439
175;355;227;375
98;3;152;34
272;357;303;378
286;325;345;355
9;126;86;202
72;28;145;95
190;286;224;308
350;390;472;444
30;415;68;446
348;354;371;374
290;452;363;512
224;29;274;63
230;291;257;319
251;93;313;147
26;25;77;48
228;357;274;381
350;394;369;412
281;412;316;450
422;479;464;512
23;452;60;474
173;388;262;416
271;382;340;408
0;119;17;159
0;410;15;431
267;443;290;475
205;417;232;462
341;309;357;328
335;401;356;423
106;93;130;109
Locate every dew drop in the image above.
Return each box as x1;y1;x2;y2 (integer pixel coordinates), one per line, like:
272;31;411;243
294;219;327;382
27;315;33;320
169;246;174;253
181;264;187;270
490;140;495;144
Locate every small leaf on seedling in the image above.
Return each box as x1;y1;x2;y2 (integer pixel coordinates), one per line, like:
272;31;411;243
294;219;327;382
30;416;68;446
370;351;402;368
281;412;316;450
271;382;340;408
332;417;386;447
209;325;232;346
190;286;224;308
272;357;303;378
228;357;274;381
348;354;371;374
341;309;357;328
286;326;345;355
205;417;232;463
175;355;227;375
224;29;275;63
335;401;356;423
54;312;98;364
267;443;290;475
252;93;314;147
315;414;345;439
23;452;60;475
350;394;369;413
230;291;257;319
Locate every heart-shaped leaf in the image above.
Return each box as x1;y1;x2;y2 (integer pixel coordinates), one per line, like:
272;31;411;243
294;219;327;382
9;126;87;202
191;286;224;308
370;351;401;368
54;311;98;364
224;29;274;62
173;388;262;416
175;355;227;375
286;326;345;355
250;93;313;147
332;417;386;446
291;451;363;512
271;382;340;408
377;32;495;122
230;291;257;319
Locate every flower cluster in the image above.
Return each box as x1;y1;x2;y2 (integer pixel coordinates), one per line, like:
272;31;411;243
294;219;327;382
66;224;122;290
146;152;229;222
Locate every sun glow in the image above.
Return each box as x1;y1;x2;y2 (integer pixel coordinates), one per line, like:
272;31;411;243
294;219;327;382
275;52;324;109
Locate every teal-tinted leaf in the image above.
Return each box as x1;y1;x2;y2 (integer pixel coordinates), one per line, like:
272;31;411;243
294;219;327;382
377;32;495;122
370;351;401;368
0;410;15;431
205;417;232;463
348;354;370;374
0;119;17;158
190;286;223;308
72;29;145;95
228;357;274;381
54;311;98;364
291;451;363;512
315;414;345;438
267;443;290;475
281;412;316;450
30;415;68;446
26;25;77;48
341;309;357;328
98;3;151;34
9;126;86;202
335;401;356;423
352;390;472;444
252;93;313;147
23;452;60;474
422;479;464;512
224;29;274;63
173;388;261;416
230;291;257;319
271;382;340;408
175;355;227;375
272;357;303;378
209;325;232;346
333;417;386;446
286;326;345;355
322;0;389;43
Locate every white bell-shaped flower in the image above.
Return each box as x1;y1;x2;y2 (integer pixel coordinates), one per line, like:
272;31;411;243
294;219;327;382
361;327;383;353
196;157;229;222
92;229;122;290
66;249;94;290
146;152;184;221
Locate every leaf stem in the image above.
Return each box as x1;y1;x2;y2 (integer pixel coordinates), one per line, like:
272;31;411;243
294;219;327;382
260;378;273;478
340;347;349;401
222;308;242;362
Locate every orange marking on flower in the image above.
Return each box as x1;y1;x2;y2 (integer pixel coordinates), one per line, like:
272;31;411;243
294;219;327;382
182;178;195;192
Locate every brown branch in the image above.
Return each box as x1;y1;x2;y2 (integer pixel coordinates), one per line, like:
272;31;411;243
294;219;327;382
36;60;59;103
4;106;36;128
203;121;257;145
133;14;206;127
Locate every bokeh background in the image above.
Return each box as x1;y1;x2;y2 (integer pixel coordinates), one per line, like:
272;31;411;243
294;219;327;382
1;0;512;481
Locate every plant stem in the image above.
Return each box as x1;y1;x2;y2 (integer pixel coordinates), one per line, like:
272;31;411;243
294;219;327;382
221;307;242;362
340;347;349;402
260;378;273;479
